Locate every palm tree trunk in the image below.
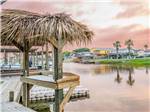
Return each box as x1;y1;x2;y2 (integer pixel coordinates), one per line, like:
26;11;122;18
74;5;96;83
129;48;131;59
116;48;119;59
144;48;147;58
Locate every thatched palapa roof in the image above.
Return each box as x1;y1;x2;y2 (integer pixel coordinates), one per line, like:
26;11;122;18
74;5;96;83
1;9;93;50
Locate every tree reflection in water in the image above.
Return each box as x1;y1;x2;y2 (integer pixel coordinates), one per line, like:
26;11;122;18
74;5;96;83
92;64;149;86
127;68;135;86
146;66;149;74
114;67;122;84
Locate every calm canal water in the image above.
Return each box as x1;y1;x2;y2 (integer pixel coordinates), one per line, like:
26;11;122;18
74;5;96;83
63;63;150;112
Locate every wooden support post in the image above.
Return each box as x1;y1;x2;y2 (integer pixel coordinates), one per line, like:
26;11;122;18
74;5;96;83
29;52;32;67
36;52;38;66
23;50;29;75
53;45;63;112
9;91;14;102
45;42;49;70
15;53;17;63
41;46;44;69
22;41;30;107
33;52;35;67
4;50;7;65
20;52;23;69
22;83;30;106
60;86;76;112
53;47;63;80
19;52;21;64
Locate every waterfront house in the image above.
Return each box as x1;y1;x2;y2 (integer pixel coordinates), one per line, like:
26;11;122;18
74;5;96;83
144;50;150;57
70;52;95;63
137;49;150;57
91;48;137;59
137;50;145;57
109;48;137;59
91;48;114;56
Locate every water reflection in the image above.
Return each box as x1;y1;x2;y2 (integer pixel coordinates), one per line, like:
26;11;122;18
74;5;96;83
113;66;135;86
92;64;137;75
146;66;149;74
114;67;122;84
92;65;149;86
64;63;149;112
126;68;135;86
92;65;113;75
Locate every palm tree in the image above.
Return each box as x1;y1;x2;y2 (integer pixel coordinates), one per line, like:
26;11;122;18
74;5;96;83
125;39;134;59
144;44;148;58
113;41;121;59
144;44;148;51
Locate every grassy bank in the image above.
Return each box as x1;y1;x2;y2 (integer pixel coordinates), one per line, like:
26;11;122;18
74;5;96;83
93;58;150;66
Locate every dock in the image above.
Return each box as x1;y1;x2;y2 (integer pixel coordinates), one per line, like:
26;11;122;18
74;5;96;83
0;76;22;103
0;74;89;112
0;76;36;112
1;102;36;112
30;85;90;103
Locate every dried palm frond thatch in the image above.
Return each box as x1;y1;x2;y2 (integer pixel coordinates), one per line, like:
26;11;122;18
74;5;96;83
1;0;7;4
1;9;93;49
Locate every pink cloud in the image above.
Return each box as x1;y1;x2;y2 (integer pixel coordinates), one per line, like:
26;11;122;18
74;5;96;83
2;0;149;51
2;0;85;14
2;1;58;14
90;24;149;49
114;0;150;18
64;24;150;51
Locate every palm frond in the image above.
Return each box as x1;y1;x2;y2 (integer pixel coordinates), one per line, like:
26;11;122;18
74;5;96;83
1;9;94;48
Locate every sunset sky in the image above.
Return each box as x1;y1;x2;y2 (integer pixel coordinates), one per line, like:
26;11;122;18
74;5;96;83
2;0;150;50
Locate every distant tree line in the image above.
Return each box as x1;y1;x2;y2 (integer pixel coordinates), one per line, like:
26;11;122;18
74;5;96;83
113;39;148;59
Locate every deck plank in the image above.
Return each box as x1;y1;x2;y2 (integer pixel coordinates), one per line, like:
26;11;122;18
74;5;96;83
21;73;80;89
1;102;36;112
0;76;22;103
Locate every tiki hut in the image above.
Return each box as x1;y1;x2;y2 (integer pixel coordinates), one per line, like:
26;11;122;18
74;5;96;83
1;9;93;71
1;9;93;112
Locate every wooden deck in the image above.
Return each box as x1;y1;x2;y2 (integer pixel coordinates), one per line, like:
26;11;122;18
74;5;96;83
1;69;40;77
21;73;80;89
0;71;80;112
0;76;22;103
1;102;36;112
21;72;80;112
0;76;36;112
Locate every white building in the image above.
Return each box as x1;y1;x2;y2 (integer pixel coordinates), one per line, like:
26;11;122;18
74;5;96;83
137;49;150;57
